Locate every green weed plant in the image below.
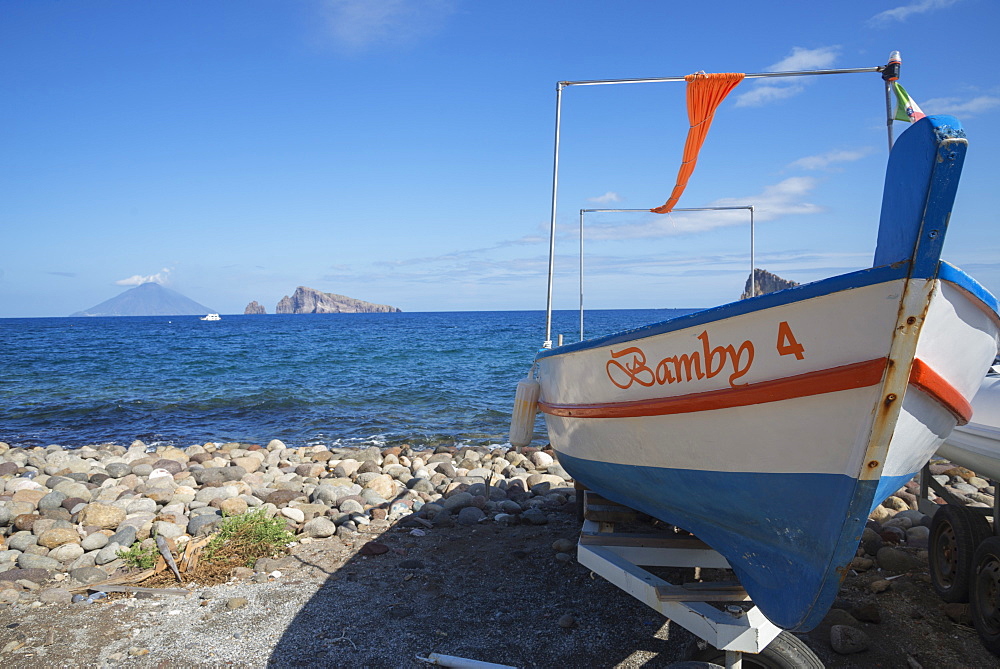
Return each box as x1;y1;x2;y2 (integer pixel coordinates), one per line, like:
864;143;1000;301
117;540;159;570
203;508;295;568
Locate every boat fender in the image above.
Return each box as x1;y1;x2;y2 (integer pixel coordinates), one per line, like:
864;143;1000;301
509;368;541;448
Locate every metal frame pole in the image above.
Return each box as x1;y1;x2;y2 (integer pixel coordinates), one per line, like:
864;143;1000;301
560;65;884;89
579;208;584;341
884;81;895;151
750;206;755;297
543;83;564;350
545;60;892;345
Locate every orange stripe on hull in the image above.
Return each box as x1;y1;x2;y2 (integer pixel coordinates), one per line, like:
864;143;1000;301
908;358;973;425
539;358;888;419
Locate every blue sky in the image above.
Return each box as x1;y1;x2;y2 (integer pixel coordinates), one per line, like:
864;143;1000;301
2;0;998;318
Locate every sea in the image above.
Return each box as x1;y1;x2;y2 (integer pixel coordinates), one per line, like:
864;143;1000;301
0;309;696;451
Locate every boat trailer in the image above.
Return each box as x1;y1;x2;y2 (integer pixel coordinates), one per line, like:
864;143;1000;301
918;462;1000;656
576;490;822;668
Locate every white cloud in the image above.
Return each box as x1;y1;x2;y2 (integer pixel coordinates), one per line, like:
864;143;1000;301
788;147;874;171
734;84;804;108
582;177;822;241
588;192;622;204
734;46;840;108
767;46;840;72
921;95;1000;118
320;0;457;52
869;0;959;24
115;268;171;286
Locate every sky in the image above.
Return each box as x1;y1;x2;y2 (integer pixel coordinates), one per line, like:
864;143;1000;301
2;0;999;318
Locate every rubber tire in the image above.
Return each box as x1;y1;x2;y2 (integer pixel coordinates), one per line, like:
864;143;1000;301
971;535;1000;657
929;504;993;603
690;631;823;669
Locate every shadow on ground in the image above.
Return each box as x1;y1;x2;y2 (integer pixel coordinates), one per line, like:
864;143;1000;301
266;494;698;668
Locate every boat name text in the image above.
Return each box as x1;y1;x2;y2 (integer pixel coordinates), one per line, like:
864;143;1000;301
606;323;805;390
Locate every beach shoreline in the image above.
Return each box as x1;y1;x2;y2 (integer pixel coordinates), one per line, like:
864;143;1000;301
0;439;996;666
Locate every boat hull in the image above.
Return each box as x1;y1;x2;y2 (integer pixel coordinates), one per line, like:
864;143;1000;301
937;376;1000;481
536;273;999;630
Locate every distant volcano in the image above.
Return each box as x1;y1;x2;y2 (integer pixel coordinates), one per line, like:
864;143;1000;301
71;283;214;317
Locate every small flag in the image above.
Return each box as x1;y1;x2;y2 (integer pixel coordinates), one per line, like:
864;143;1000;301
892;82;926;122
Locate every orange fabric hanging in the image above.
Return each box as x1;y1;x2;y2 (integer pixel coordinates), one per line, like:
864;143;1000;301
651;72;745;214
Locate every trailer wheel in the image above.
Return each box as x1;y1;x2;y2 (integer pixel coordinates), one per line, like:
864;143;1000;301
971;536;1000;657
929;504;992;602
690;631;822;668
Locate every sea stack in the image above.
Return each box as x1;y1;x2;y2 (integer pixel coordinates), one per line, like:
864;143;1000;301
244;301;266;315
741;269;799;299
274;287;400;314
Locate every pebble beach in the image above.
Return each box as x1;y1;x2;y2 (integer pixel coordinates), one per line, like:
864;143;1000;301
0;439;998;667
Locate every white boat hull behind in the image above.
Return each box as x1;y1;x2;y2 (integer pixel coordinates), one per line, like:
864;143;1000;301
938;375;1000;482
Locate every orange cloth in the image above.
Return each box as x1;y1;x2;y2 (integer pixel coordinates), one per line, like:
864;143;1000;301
651;72;744;214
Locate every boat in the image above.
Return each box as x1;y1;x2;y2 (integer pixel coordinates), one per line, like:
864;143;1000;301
517;57;1000;632
200;313;221;321
937;364;1000;481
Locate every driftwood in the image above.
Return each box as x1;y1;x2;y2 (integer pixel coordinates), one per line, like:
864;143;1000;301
179;535;212;574
66;569;156;594
67;535;214;595
91;585;190;596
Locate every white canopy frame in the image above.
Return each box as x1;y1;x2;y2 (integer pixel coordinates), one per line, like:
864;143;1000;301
576;206;755;342
542;56;901;349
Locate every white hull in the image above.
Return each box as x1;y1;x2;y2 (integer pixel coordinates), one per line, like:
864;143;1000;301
938;376;1000;481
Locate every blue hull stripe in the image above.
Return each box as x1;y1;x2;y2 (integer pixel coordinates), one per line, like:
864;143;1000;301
939;261;1000;319
558;451;883;631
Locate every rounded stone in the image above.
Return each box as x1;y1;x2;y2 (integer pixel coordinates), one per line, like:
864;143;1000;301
219;497;248;516
457;507;485;526
830;624;871;654
39;587;73;605
81;532;110;551
152;459;183;475
7;532;38;552
188;514;222;536
70;566;109;585
109;526;138;548
338;499;365;515
77;503;126;530
37;528;81;549
280;507;305;523
105;463;131;478
131;464;154;477
17;553;60;570
302;516;336;538
151;521;186;540
95;542;123;565
49;543;84;562
37;491;68;511
521;508;549;526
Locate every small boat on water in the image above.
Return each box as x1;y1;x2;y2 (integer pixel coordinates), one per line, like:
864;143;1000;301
516;55;1000;631
200;313;221;321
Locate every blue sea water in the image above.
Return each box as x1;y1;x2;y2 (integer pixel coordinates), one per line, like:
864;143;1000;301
0;309;695;450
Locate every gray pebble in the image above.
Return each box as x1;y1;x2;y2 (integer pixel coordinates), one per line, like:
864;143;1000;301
876;546;923;573
94;542;123;566
81;532;110;551
521;508;548;525
17;553;60;570
830;624;870;654
108;526;137;548
456;507;485;526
